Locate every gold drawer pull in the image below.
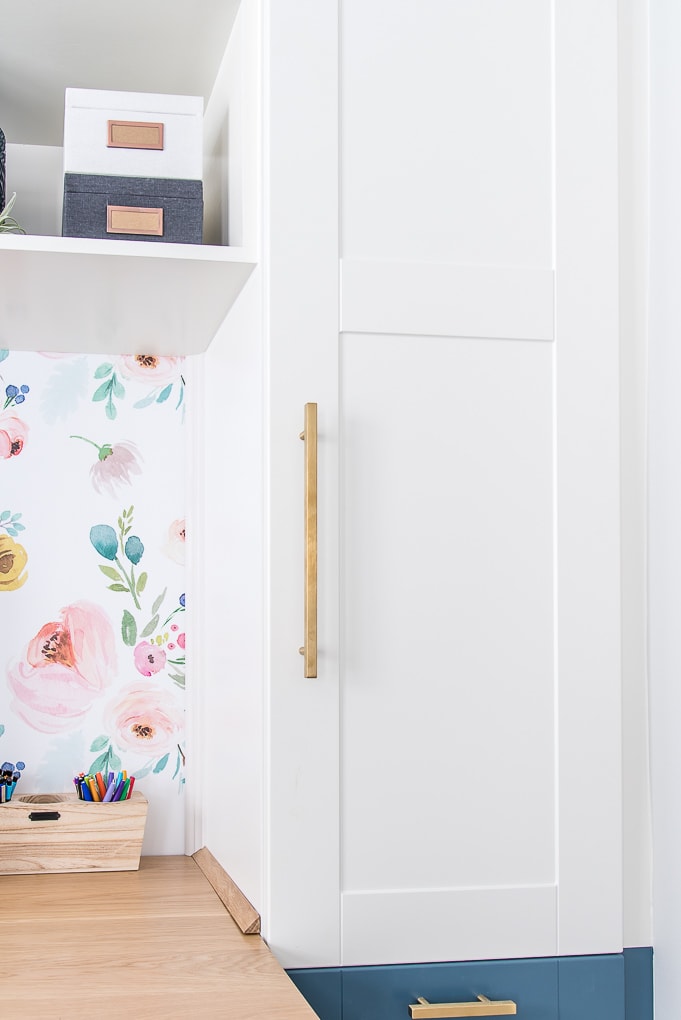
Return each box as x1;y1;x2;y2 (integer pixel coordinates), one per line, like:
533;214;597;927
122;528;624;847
298;402;318;677
409;994;517;1018
106;205;164;236
107;119;165;150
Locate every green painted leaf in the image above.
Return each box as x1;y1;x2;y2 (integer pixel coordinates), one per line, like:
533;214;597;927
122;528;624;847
140;613;159;638
89;750;111;774
152;588;167;616
136;571;148;595
0;350;8;363
10;513;22;521
121;610;137;647
12;522;25;532
172;753;181;780
133;393;157;409
112;374;125;399
92;379;111;402
0;510;10;521
153;753;170;774
105;400;117;421
99;564;123;582
108;749;122;771
108;583;129;593
156;384;173;404
170;672;185;688
90;734;110;753
94;363;113;379
0;725;5;738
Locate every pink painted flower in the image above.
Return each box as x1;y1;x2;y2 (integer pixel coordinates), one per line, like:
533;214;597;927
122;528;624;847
118;355;183;385
0;415;28;458
71;436;143;497
177;633;186;650
8;601;117;733
105;682;184;755
164;518;185;565
133;641;167;677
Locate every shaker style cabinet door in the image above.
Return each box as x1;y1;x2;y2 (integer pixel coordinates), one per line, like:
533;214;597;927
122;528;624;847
336;0;620;967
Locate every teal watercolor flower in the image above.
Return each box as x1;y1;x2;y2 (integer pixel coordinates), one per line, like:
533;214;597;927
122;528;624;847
90;524;118;561
125;535;144;565
90;508;146;612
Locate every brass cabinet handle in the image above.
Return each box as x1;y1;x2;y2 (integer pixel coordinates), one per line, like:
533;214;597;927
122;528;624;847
409;995;517;1018
299;403;317;677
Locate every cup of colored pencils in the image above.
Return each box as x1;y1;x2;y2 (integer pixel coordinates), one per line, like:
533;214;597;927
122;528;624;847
74;770;136;803
0;760;25;803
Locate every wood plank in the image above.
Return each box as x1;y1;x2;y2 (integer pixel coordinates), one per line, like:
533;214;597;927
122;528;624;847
193;846;261;933
0;856;319;1019
0;855;225;921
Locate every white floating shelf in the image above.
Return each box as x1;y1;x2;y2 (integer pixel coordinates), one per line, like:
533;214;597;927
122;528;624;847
0;234;257;355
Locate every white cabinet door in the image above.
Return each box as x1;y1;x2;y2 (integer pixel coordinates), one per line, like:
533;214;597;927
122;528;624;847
260;0;621;968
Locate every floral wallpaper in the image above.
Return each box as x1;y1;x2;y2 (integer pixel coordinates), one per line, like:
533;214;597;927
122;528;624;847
0;348;186;853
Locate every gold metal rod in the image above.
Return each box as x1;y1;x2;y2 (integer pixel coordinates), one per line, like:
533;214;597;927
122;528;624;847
300;403;318;677
408;995;517;1018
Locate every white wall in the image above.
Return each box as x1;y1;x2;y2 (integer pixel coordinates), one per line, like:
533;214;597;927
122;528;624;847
649;0;681;1011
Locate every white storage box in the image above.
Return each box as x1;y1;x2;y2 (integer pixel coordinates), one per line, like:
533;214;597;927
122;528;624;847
64;88;203;181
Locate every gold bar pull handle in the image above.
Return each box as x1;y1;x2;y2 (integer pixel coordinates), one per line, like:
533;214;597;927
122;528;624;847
299;403;318;677
409;994;517;1018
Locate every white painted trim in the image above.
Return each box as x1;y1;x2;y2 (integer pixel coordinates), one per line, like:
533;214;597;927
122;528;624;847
554;0;623;955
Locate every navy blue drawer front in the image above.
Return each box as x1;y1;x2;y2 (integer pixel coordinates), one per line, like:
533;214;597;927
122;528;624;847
288;950;651;1020
62;172;203;244
341;958;558;1020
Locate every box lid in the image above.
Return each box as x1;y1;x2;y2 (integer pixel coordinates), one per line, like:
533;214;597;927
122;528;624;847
64;173;203;199
65;88;203;118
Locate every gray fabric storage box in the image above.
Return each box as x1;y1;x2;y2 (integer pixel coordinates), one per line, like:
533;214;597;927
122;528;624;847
62;173;203;244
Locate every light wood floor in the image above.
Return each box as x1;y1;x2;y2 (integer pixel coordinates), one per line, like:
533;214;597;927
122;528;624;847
0;856;320;1019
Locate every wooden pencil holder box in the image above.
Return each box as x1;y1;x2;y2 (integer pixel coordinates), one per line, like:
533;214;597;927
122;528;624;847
0;791;148;875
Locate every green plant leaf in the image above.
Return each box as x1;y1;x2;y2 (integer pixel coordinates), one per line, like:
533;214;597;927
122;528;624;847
136;571;148;595
94;363;113;379
140;613;159;638
121;609;137;647
99;564;123;582
152;588;167;616
90;734;110;753
108;583;129;593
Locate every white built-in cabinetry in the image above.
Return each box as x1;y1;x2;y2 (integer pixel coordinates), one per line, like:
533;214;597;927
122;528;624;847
1;0;625;978
199;0;624;974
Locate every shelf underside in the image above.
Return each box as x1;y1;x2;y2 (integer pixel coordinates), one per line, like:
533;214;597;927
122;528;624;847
0;238;255;355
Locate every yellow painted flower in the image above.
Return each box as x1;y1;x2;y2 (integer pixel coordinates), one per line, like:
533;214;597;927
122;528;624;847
0;534;28;591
